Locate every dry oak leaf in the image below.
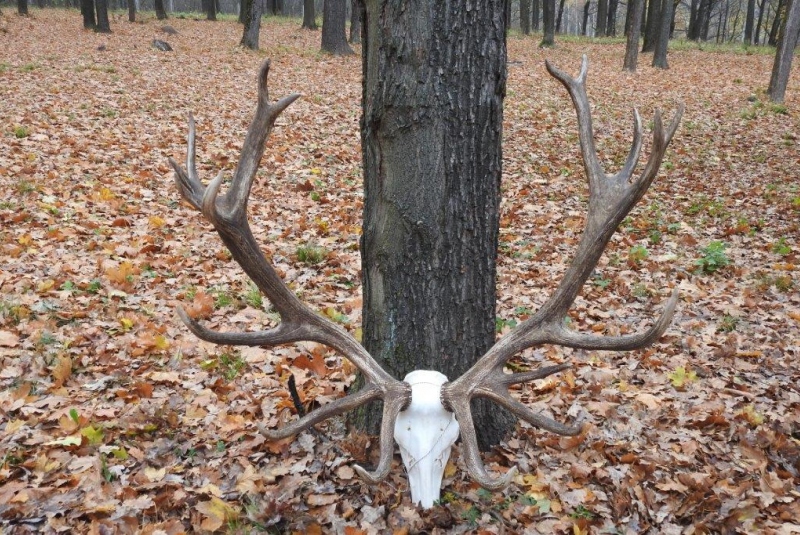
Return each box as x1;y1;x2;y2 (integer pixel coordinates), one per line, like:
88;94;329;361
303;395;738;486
196;497;238;532
0;330;20;347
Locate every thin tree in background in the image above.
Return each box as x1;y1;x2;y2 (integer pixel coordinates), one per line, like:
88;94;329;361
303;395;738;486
17;0;28;16
745;0;756;42
768;0;800;102
769;0;787;45
95;0;111;32
240;0;263;49
203;0;217;21
643;0;660;51
608;0;619;35
597;0;609;36
541;0;555;46
556;0;566;32
128;0;135;22
533;0;541;30
81;0;96;28
583;0;590;34
321;0;354;55
155;0;167;20
624;0;644;71
652;0;673;68
302;0;317;30
521;0;531;35
349;0;361;44
755;0;768;43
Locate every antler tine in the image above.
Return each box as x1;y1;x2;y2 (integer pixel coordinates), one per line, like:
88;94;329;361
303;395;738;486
442;58;682;490
171;60;410;475
353;389;411;483
446;398;519;490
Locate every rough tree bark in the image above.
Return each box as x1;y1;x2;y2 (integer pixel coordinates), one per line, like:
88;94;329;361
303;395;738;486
769;0;787;45
624;0;644;70
155;0;167;20
643;0;660;51
302;0;317;29
607;0;619;35
597;0;609;36
745;0;756;42
95;0;111;32
358;0;515;449
541;0;556;45
81;0;96;28
203;0;217;21
653;0;674;68
240;0;262;49
349;0;361;43
768;0;800;102
321;0;354;55
521;0;531;35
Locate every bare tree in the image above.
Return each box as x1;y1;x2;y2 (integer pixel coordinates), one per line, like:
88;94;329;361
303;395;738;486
533;0;541;30
203;0;217;21
17;0;28;16
128;0;135;22
81;0;96;28
349;0;361;43
624;0;644;70
169;56;681;489
653;0;674;68
768;0;800;102
521;0;531;35
95;0;111;32
321;0;353;55
598;0;609;36
240;0;263;49
541;0;556;45
155;0;167;20
302;0;317;29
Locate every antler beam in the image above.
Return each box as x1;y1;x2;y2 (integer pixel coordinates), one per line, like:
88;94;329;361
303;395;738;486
170;61;411;482
440;56;683;490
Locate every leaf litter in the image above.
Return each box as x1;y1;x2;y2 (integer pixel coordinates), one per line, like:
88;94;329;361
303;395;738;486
0;9;799;534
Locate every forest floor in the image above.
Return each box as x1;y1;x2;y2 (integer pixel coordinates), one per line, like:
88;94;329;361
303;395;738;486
1;9;799;535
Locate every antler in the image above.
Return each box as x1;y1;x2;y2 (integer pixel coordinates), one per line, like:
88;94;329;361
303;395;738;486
441;56;683;490
169;60;411;483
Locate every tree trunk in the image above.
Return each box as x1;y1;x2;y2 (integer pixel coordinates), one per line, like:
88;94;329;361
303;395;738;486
768;0;800;101
321;0;354;55
700;0;714;40
624;0;644;70
556;0;566;32
95;0;111;31
154;0;167;20
521;0;531;34
302;0;317;29
608;0;619;35
349;0;361;43
17;0;28;16
128;0;135;22
81;0;96;28
688;0;700;38
745;0;756;42
653;0;673;68
643;0;660;50
597;0;609;36
541;0;556;45
203;0;216;20
756;0;768;43
359;0;515;451
532;0;541;30
583;0;590;34
240;0;262;49
769;0;787;45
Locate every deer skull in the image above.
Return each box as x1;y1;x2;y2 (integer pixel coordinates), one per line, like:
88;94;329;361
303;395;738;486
394;370;459;508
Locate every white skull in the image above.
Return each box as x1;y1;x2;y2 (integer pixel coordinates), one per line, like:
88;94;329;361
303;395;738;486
394;370;460;508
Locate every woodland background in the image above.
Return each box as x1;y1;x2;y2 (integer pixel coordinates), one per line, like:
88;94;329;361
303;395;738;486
0;8;799;534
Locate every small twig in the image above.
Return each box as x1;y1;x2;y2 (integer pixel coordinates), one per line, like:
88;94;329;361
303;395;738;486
288;374;305;417
722;387;756;400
